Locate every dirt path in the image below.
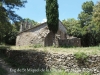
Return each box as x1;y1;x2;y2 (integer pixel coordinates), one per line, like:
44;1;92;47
0;58;25;75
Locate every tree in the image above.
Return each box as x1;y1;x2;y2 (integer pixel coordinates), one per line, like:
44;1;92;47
82;1;94;14
62;18;81;37
19;18;39;32
0;0;27;23
4;24;18;45
0;0;27;44
92;1;100;45
78;1;94;27
45;0;59;46
46;0;59;34
0;22;11;44
24;18;39;27
78;1;94;46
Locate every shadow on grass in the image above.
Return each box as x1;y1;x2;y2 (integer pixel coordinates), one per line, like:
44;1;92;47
0;46;50;75
0;66;8;75
0;45;10;58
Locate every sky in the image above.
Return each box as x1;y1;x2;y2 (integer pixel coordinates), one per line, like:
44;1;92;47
15;0;98;23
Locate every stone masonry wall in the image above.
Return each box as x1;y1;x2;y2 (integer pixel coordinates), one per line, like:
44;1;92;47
6;50;100;74
58;38;81;47
16;23;49;46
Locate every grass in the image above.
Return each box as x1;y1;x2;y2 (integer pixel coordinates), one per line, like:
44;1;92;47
0;65;93;75
24;70;91;75
6;45;100;55
0;66;8;75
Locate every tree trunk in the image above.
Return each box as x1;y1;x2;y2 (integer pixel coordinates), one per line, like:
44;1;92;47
44;31;57;47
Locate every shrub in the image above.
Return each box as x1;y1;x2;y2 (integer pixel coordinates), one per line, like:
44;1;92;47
74;52;88;60
74;52;88;66
33;44;43;48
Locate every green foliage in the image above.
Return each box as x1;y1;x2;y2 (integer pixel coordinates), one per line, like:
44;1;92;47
25;71;91;75
0;23;18;45
74;52;88;61
78;1;95;46
82;1;94;14
81;72;91;75
78;1;94;27
62;1;100;47
62;18;81;37
78;12;92;28
91;1;100;45
0;22;11;44
0;0;27;23
0;0;27;45
46;0;59;33
23;18;39;27
33;44;43;48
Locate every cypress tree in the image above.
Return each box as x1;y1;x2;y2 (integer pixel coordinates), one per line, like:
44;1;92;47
46;0;59;34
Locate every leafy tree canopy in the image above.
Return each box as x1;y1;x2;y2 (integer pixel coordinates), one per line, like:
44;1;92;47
91;1;100;44
0;0;27;23
62;18;81;37
78;1;94;27
82;1;94;14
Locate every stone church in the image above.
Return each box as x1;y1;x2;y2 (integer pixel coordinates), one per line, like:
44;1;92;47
16;20;68;46
16;20;81;47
